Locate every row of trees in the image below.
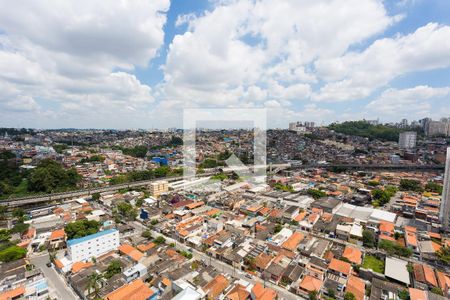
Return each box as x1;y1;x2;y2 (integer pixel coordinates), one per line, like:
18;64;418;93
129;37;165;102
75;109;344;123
109;166;182;185
399;179;443;194
65;220;101;240
362;230;412;257
371;185;397;206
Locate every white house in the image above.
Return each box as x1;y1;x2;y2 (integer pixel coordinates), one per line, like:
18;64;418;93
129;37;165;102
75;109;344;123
67;228;119;262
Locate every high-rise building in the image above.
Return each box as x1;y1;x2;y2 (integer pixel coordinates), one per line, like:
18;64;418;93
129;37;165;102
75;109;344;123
149;180;169;198
398;131;417;149
440;147;450;231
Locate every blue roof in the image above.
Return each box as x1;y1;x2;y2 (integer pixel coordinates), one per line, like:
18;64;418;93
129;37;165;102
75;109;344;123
67;228;117;247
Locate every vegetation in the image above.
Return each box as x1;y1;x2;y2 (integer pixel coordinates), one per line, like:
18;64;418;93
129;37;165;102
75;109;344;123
91;192;101;201
28;159;81;193
362;230;375;248
180;250;193;259
10;222;30;234
307;188;327;199
0;245;27;262
371;186;397;206
65;220;101;240
274;224;283;234
113;145;148;158
399;179;423;193
80;155;105;164
273;183;294;192
425;182;443;194
344;292;356;300
329;121;419;142
362;255;385;273
436;245;450;265
104;260;121;279
52;144;69;154
368;180;380;187
141;230;152;239
430;287;443;296
0;151;28;198
115;202;138;221
154;236;166;245
378;240;412;257
87;272;103;300
211;173;228;181
308;290;318;300
200;158;218;168
109;166;180;185
398;289;409;300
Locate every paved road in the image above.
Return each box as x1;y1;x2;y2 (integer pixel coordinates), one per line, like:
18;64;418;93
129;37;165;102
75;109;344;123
132;221;304;300
30;253;79;300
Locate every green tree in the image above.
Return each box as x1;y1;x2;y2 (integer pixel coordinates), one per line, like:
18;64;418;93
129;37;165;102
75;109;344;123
378;239;412;257
399;179;423;192
327;288;336;299
154;236;166;245
430;287;443;296
371;189;391;206
27;159;81;193
362;230;375;248
0;245;27;262
10;222;29;234
307;188;327;199
0;229;11;242
425;182;443;194
142;230;152;239
116;202;137;221
308;290;318;300
274;224;283;234
344;292;356;300
398;289;410;300
436;246;450;265
104;260;121;279
87;272;103;300
65;220;101;240
91;193;100;201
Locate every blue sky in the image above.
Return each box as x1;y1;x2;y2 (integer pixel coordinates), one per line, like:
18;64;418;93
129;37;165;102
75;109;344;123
0;0;449;129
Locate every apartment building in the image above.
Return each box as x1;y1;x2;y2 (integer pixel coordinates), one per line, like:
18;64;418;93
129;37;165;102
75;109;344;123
67;229;120;262
149;180;169;198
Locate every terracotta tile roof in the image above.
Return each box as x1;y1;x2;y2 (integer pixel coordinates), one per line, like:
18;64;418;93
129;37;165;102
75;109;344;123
428;232;441;240
342;246;362;265
379;221;395;235
281;232;304;251
328;258;351;276
413;263;426;283
161;277;171;287
0;286;25;300
258;207;271;216
106;279;154;300
252;282;277;300
423;264;438;287
299;275;323;292
71;261;93;273
255;253;273;270
23;227;36;239
137;242;156;252
17;240;31;248
321;212;333;222
405;226;417;233
408;288;427;300
405;231;418;247
203;274;229;299
436;270;450;291
269;209;282;218
49;229;65;241
185;201;205;210
206;208;221;217
431;241;442;252
119;244;144;261
226;284;250;300
294;211;307;222
346;276;365;300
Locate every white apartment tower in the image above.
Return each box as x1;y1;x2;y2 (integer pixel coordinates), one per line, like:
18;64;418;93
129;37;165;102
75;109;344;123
440;147;450;231
149;180;169;198
398;131;417;149
67;229;120;262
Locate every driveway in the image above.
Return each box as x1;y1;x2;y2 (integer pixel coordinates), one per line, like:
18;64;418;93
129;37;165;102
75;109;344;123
30;253;79;300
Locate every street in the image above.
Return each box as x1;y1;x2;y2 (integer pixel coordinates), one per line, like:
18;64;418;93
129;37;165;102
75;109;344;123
30;253;79;300
132;221;305;300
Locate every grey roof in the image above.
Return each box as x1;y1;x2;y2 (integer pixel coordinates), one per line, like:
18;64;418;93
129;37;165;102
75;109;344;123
384;257;410;285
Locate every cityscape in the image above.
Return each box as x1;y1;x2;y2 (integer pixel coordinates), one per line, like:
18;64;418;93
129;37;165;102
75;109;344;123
1;1;450;300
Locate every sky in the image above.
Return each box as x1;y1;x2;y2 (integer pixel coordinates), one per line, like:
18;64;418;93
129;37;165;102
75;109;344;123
0;0;450;129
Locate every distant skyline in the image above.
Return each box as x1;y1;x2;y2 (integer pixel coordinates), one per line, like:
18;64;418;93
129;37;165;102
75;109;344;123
0;0;450;129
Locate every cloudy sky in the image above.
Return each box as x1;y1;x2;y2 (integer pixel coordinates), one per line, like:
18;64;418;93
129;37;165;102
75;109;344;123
0;0;450;129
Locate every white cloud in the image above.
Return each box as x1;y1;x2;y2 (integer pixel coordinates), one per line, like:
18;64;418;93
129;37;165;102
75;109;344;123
313;23;450;102
0;0;169;127
366;85;450;115
163;0;398;108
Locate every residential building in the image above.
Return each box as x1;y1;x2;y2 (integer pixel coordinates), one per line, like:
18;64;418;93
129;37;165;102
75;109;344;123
67;229;120;262
149;180;169;198
399;131;417;149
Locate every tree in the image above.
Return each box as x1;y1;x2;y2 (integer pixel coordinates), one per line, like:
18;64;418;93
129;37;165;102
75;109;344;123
371;189;391;206
91;193;100;201
116;202;137;221
0;205;7;220
0;229;11;242
378;240;412;257
154;236;166;245
141;230;152;239
327;288;336;299
430;287;443;296
27;159;81;193
436;246;450;265
307;188;327;199
104;260;121;279
399;179;423;192
65;220;101;240
398;289;410;300
12;208;25;219
344;292;356;300
10;222;29;234
274;224;283;234
308;290;318;300
425;182;443;194
87;272;103;300
0;245;27;262
362;230;375;248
